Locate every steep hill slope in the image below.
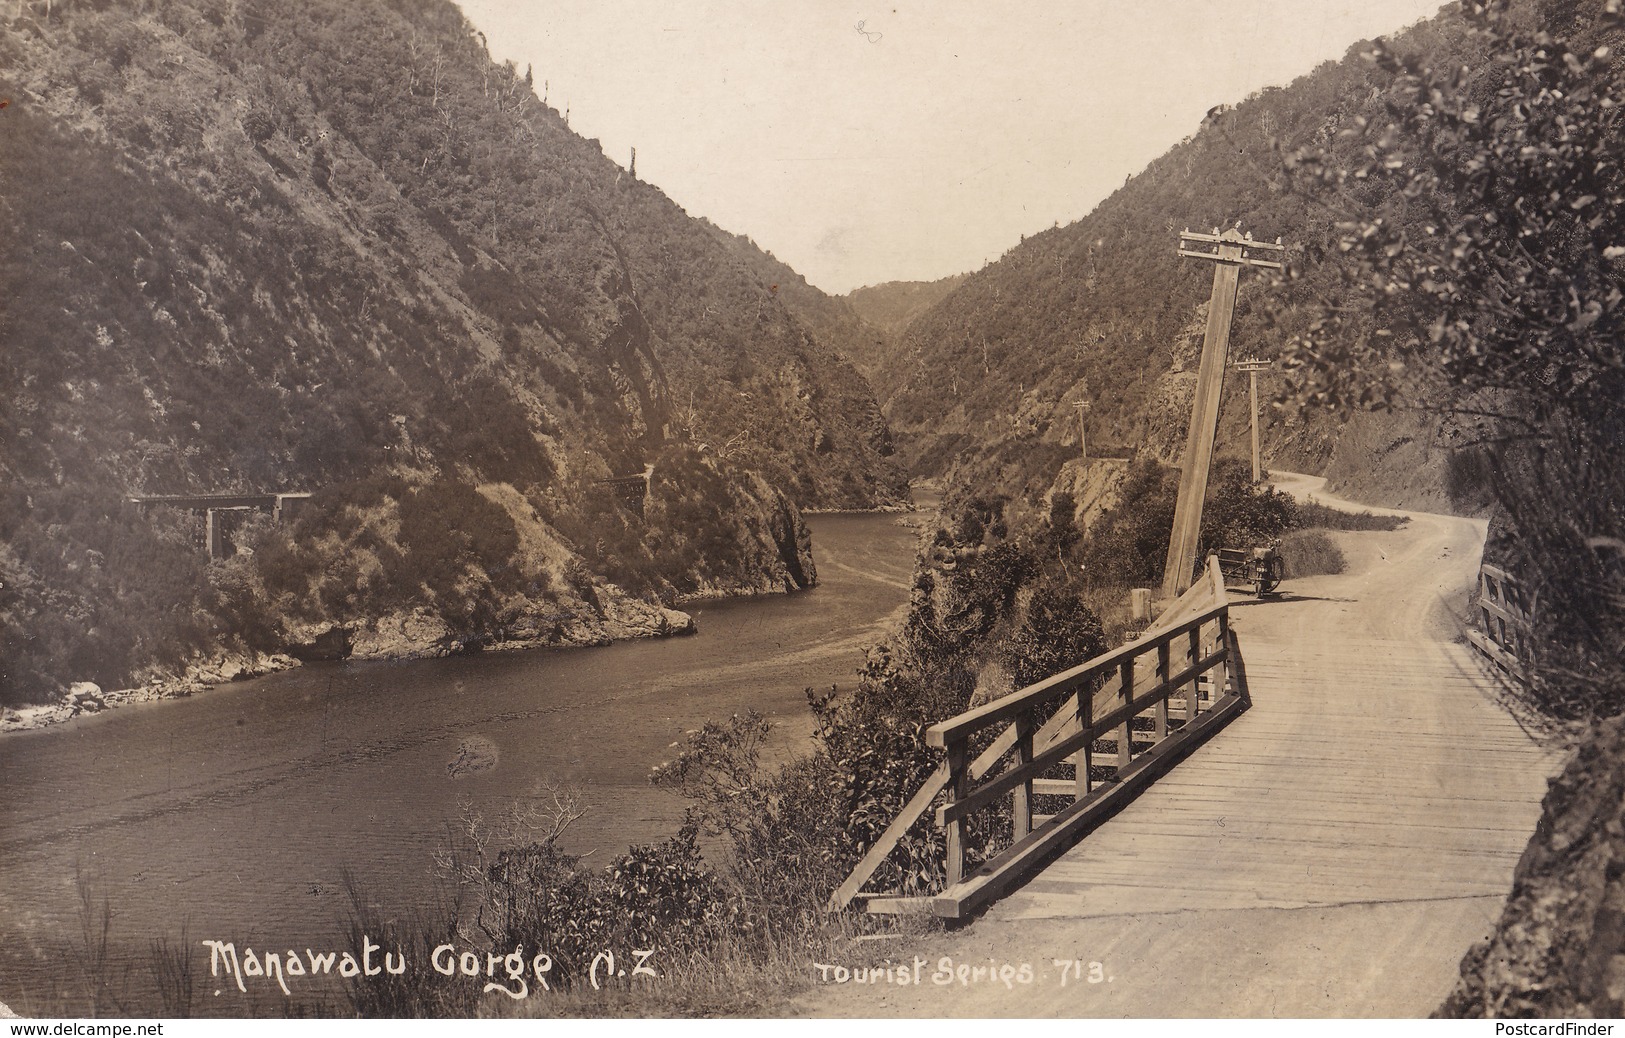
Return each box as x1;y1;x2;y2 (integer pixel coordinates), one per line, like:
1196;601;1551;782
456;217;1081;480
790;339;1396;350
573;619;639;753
869;7;1493;502
705;225;899;470
0;0;905;708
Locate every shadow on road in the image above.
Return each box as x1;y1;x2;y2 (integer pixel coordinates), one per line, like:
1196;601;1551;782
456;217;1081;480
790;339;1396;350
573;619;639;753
1227;592;1356;606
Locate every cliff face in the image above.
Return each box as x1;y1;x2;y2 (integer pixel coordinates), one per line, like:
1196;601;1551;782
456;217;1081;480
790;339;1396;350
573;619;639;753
0;0;901;707
1439;716;1625;1018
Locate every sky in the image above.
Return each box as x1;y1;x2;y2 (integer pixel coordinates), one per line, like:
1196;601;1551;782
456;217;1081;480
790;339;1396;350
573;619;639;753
455;0;1447;294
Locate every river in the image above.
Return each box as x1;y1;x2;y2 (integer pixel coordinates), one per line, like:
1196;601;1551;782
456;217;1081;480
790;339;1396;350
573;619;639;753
0;505;925;1015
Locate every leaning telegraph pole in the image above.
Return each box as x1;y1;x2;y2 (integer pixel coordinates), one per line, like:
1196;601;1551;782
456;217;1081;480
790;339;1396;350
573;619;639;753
1234;357;1272;483
1160;227;1287;599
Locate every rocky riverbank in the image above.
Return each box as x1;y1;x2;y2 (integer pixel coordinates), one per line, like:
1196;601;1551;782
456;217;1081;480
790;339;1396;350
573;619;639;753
0;587;696;737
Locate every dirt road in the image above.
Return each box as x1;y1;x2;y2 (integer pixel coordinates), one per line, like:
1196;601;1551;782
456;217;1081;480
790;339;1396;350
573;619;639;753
797;474;1560;1018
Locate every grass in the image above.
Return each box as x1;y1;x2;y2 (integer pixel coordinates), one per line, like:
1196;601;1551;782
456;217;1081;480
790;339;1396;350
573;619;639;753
328;878;941;1018
1279;529;1347;578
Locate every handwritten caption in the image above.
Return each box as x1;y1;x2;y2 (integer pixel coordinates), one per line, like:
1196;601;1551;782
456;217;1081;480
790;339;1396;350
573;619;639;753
201;938;655;1000
814;956;1109;989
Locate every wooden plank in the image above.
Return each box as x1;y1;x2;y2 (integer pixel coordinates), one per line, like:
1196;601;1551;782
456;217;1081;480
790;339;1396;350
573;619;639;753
1116;656;1134;770
856;896;939;916
944;741;968;887
1073;676;1093;801
1466;629;1526;681
1012;709;1034;838
1213;613;1231;699
1479;595;1529;630
925;610;1222;749
825;761;950;910
1155;640;1171;741
1479;562;1514;584
1186;627;1202;719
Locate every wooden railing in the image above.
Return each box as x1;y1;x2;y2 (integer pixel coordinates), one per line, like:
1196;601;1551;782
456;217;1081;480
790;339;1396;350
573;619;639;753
1466;562;1531;680
829;557;1248;918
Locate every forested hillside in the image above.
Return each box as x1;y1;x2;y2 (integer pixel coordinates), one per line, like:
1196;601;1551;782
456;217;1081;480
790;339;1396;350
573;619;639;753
705;226;899;470
846;277;967;338
870;6;1498;503
840;275;967;384
0;0;906;709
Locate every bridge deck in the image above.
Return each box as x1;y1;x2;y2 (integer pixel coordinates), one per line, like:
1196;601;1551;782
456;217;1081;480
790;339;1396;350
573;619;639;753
999;636;1548;921
802;475;1562;1018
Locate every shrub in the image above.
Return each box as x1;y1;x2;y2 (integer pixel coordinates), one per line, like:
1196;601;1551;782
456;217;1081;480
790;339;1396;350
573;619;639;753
1077;456;1178;588
1200;462;1299;550
600;821;729;954
1279;529;1346;577
1295;500;1407;532
1001;577;1107;689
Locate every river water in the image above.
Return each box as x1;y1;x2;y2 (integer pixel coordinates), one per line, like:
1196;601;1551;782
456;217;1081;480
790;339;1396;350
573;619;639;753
0;506;924;1014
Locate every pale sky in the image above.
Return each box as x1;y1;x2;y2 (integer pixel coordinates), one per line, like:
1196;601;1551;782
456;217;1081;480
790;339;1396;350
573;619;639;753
456;1;1445;294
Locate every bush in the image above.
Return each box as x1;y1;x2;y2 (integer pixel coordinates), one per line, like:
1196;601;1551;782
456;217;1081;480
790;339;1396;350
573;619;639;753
413;786;732;1000
1278;529;1346;577
1200;462;1299;551
1001;577;1107;689
1076;456;1178;589
1295;500;1407;532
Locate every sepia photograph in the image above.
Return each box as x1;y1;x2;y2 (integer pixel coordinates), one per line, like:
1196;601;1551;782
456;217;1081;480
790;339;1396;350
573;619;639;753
2;0;1622;1024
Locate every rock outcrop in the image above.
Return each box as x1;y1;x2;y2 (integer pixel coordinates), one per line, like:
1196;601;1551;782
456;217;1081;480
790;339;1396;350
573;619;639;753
1438;715;1625;1018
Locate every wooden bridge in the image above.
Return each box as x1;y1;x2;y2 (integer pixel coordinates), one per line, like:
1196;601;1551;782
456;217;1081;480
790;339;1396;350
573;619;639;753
811;475;1559;1017
594;464;655;517
831;556;1246;918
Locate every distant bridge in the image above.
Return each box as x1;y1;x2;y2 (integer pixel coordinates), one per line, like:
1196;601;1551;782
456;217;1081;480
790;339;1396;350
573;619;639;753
593;464;654;517
128;492;312;559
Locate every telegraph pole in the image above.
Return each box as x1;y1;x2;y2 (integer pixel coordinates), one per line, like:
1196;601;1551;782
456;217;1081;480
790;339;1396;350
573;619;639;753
1160;227;1287;599
1234;357;1272;483
1074;398;1091;461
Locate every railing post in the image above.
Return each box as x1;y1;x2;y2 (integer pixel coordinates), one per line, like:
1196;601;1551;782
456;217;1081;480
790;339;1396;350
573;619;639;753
944;740;968;887
1155;640;1170;739
1012;708;1034;837
1213;611;1231;697
1116;657;1134;771
1187;626;1202;717
1073;680;1093;800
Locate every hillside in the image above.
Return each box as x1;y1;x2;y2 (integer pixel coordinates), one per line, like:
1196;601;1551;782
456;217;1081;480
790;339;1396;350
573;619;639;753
0;0;906;710
704;225;899;469
846;277;968;338
864;9;1497;504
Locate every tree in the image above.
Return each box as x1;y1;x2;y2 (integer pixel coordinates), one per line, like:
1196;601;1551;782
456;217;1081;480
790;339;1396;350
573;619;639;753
1280;0;1625;422
1280;0;1625;721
